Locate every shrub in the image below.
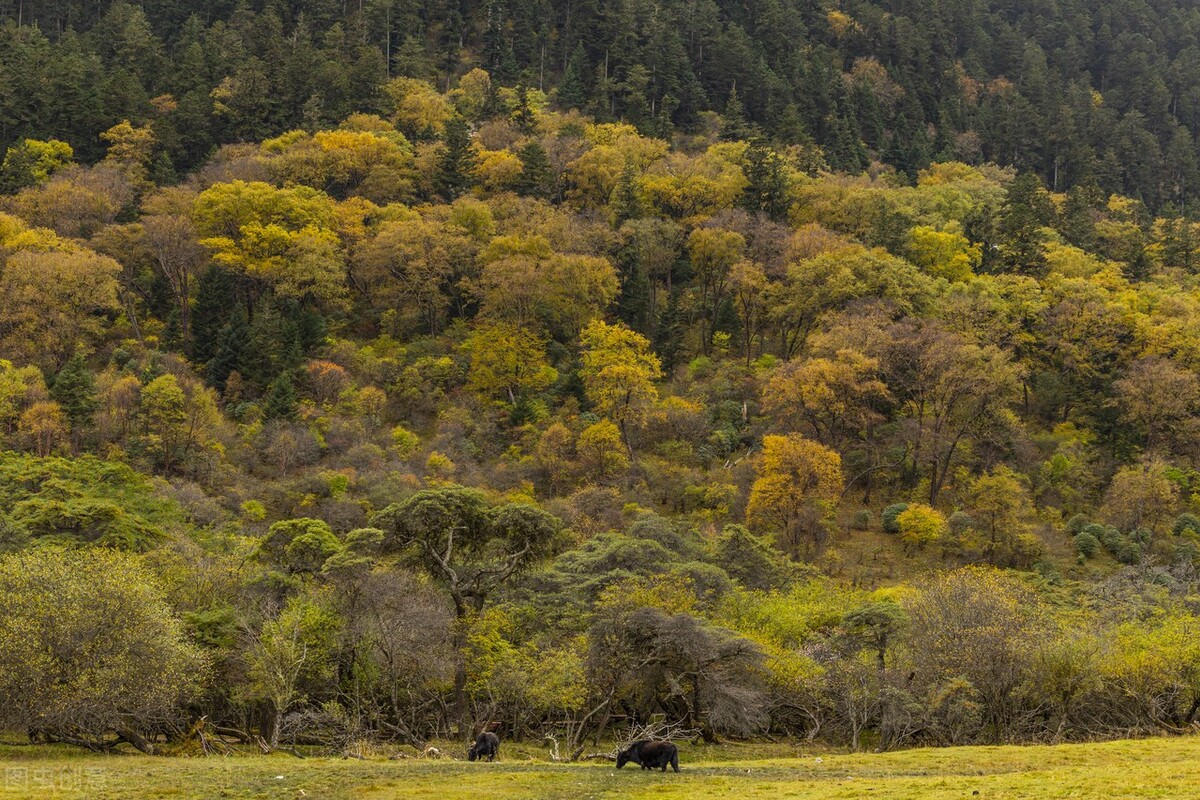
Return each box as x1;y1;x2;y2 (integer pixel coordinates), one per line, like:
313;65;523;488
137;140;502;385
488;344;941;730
0;547;206;752
390;425;421;458
1065;514;1090;535
1173;513;1200;536
1074;531;1100;558
882;503;909;534
1116;541;1142;565
948;511;974;535
852;509;872;530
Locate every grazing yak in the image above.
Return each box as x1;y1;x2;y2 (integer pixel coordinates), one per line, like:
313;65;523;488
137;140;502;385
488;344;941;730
467;731;500;762
615;740;680;772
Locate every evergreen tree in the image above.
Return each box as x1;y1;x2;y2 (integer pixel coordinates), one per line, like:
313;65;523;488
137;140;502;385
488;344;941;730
1059;183;1101;250
556;43;588;110
720;86;759;142
50;352;97;436
434;115;478;201
610;162;644;227
515;140;555;199
207;305;249;390
741;142;791;221
1161;216;1199;273
190;265;237;366
511;84;535;132
653;291;685;374
262;372;298;421
997;172;1054;276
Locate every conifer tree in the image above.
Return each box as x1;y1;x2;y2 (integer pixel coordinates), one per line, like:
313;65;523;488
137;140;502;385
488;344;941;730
50;352;97;437
434;116;477;201
557;44;588;110
515;140;555;199
207;305;249;390
190;265;237;366
262;372;298;421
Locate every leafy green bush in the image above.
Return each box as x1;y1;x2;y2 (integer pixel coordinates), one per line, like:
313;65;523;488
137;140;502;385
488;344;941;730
948;511;974;535
1173;513;1200;536
852;510;872;530
1066;514;1090;535
1074;531;1100;558
1116;541;1142;565
882;503;909;534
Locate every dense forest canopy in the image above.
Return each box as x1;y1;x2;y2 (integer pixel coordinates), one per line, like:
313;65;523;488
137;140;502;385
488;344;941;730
6;0;1200;206
7;0;1200;761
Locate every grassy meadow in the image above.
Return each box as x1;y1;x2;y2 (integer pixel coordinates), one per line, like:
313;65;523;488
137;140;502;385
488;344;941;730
1;736;1196;800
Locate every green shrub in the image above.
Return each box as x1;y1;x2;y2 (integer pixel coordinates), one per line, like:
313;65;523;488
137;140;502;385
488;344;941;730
948;511;974;535
1116;541;1142;565
1173;513;1200;536
852;509;872;530
1066;514;1090;535
1074;531;1100;558
882;503;909;534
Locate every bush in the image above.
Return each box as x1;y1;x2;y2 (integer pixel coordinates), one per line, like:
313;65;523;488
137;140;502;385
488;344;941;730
852;509;872;530
948;511;974;535
1116;541;1142;565
1173;513;1200;536
882;503;909;534
1074;531;1100;558
0;547;206;752
1083;523;1122;556
1065;514;1090;535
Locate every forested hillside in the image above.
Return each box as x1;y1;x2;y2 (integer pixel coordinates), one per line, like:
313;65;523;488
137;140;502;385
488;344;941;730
7;0;1200;205
6;2;1200;760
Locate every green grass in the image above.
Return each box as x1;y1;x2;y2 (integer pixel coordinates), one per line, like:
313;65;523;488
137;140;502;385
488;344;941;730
1;736;1198;799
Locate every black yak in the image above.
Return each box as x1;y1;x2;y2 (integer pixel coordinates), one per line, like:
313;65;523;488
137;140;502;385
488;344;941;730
467;731;500;762
615;740;679;772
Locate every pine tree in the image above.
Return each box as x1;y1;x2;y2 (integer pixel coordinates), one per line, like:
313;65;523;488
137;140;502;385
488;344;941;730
190;265;237;366
50;352;97;436
515;140;555;199
557;43;588;110
610;162;644;226
434;116;478;201
262;372;299;421
207;305;250;390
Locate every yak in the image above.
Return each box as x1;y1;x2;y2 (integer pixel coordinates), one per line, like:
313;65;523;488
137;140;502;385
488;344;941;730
467;731;500;762
615;740;679;772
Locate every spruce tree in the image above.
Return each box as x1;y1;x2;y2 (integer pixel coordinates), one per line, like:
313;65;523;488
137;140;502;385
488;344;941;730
50;352;97;435
262;372;299;421
998;172;1053;276
720;87;761;142
741;142;791;221
190;264;237;366
515;140;555;199
434;115;477;201
511;84;535;132
207;305;249;390
557;44;588;110
611;163;644;227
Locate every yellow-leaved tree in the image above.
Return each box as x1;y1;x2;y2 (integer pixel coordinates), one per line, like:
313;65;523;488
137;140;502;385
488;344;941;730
747;433;843;556
896;503;947;552
579;320;662;461
466;322;558;405
192;180;347;309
